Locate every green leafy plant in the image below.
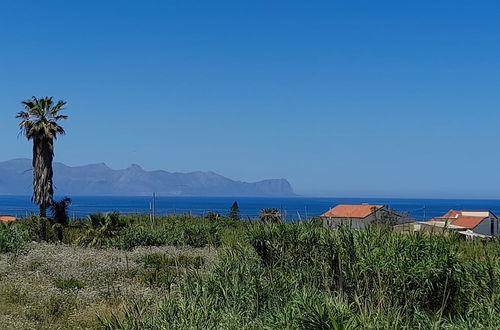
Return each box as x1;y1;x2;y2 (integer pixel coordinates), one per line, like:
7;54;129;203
77;212;128;246
54;277;85;290
49;197;71;241
0;222;29;253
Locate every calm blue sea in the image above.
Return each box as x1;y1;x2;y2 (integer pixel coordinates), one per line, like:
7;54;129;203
2;195;500;221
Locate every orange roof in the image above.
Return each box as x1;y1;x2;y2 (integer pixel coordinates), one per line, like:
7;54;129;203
429;210;489;229
0;215;16;222
444;210;461;218
450;216;487;229
320;204;384;218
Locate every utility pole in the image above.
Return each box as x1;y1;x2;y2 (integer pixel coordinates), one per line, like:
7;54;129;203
149;201;152;222
152;192;156;222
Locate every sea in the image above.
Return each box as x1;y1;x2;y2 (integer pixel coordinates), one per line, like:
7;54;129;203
2;195;500;221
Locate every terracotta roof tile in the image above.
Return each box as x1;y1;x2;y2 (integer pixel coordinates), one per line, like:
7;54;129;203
444;210;460;218
320;204;384;218
429;210;490;229
450;216;487;229
0;215;16;222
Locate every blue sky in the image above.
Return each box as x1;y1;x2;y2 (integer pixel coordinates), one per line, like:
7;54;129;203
1;1;500;198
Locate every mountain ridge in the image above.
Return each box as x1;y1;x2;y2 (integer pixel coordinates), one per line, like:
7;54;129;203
0;159;295;197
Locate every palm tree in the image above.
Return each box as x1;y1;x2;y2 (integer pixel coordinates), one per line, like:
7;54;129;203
16;96;67;239
259;208;282;223
49;197;72;241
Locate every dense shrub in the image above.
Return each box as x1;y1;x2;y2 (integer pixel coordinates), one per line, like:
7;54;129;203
66;213;225;249
119;226;166;249
117;221;221;249
0;222;29;253
76;212;129;246
15;215;42;241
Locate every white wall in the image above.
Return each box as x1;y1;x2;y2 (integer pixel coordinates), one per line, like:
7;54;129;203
462;211;490;217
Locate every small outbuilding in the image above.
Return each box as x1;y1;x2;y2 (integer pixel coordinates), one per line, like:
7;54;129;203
320;203;401;229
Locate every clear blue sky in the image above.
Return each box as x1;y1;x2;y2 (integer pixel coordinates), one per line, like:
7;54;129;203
1;1;500;198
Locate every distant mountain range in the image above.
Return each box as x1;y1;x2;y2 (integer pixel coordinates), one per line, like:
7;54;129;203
0;159;295;197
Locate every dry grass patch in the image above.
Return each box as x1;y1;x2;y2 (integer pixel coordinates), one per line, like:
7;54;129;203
0;242;217;329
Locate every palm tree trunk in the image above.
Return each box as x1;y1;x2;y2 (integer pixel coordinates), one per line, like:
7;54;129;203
39;204;47;241
39;204;47;217
33;138;54;242
56;226;63;242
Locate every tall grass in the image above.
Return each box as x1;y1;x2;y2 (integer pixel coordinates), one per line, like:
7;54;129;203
101;222;500;329
4;213;500;328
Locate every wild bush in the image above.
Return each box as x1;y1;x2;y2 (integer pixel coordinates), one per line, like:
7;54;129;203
119;226;166;249
76;212;129;246
49;197;72;241
15;215;41;241
0;222;29;253
118;219;222;249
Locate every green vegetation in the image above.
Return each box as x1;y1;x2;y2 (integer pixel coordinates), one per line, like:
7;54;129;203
137;253;205;291
98;222;500;329
54;277;85;291
229;200;241;221
259;207;282;223
49;197;72;241
138;253;205;269
0;222;29;253
1;214;500;329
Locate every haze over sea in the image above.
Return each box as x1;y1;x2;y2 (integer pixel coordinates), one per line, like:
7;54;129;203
2;195;500;221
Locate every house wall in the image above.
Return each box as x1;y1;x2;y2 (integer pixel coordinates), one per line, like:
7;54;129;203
322;212;379;229
462;211;490;217
473;215;500;236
